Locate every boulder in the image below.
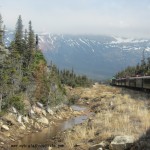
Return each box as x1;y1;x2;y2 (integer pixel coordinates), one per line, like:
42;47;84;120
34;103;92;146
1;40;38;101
110;135;134;150
47;107;54;115
38;117;49;125
23;116;29;123
3;132;10;137
48;147;52;150
2;125;9;131
34;122;41;130
89;141;109;150
28;109;35;117
17;115;22;124
42;110;47;116
0;121;3;126
19;125;26;130
89;144;102;150
36;102;43;108
33;106;42;115
12;107;17;114
2;113;19;126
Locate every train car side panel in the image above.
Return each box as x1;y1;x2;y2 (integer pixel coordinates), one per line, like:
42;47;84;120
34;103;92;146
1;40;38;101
136;78;143;88
143;77;150;89
129;78;136;88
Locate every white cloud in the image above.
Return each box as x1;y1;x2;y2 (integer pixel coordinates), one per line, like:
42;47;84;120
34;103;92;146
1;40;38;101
1;0;150;38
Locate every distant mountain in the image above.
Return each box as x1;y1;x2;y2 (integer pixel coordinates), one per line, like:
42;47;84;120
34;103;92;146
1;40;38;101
4;31;150;80
38;34;150;79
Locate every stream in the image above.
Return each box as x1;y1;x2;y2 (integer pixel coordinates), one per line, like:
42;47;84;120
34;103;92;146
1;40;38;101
9;105;90;150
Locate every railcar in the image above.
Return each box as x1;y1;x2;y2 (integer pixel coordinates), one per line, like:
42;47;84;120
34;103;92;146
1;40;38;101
136;77;143;88
111;76;150;91
129;77;136;88
143;76;150;90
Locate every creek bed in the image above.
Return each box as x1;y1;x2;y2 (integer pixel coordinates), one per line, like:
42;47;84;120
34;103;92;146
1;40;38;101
9;105;91;150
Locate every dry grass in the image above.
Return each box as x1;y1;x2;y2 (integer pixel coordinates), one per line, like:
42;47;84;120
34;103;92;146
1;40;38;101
64;126;95;149
64;84;150;149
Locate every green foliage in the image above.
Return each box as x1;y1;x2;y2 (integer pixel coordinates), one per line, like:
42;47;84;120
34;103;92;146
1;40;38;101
9;96;24;113
116;57;150;78
69;95;80;105
59;69;92;87
2;95;24;113
1;15;67;115
14;15;23;53
33;50;46;64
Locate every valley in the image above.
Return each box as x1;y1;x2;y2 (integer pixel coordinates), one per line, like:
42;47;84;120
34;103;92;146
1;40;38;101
5;32;150;80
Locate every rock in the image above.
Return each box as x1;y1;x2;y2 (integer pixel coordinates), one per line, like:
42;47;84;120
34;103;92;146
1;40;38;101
47;107;54;115
48;146;52;150
12;107;17;113
42;110;47;116
19;125;26;130
1;142;4;145
34;122;41;130
86;102;90;105
36;102;43;108
58;143;64;147
89;141;109;150
23;116;29;123
0;121;3;126
2;113;19;126
33;106;42;115
17;115;22;124
3;132;10;137
38;117;49;125
1;125;9;131
110;135;135;150
98;141;109;148
28;109;35;117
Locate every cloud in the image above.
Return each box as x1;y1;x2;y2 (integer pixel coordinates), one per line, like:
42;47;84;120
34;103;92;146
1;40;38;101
0;0;150;38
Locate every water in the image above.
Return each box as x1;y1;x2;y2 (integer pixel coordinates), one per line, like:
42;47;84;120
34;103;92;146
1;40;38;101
9;105;90;150
71;105;87;111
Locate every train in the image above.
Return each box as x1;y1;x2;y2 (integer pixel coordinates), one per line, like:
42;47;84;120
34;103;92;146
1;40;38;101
111;76;150;91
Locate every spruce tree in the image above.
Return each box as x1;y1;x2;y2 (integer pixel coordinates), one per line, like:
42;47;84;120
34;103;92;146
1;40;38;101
28;21;35;50
14;15;23;53
0;14;4;45
35;34;39;50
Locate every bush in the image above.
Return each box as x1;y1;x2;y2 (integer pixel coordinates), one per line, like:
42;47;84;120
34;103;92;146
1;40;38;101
9;95;24;113
69;95;80;105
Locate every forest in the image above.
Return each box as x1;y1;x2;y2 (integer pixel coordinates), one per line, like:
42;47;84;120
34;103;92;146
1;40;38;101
0;14;91;114
116;57;150;78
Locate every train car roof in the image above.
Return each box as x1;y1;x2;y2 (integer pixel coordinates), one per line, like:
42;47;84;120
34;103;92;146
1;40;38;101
129;76;150;79
116;76;150;80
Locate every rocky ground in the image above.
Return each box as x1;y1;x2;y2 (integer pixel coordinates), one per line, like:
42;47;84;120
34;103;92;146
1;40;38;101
49;84;150;150
0;84;150;150
0;102;87;150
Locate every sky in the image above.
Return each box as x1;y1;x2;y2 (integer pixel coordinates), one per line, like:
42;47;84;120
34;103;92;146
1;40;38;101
0;0;150;38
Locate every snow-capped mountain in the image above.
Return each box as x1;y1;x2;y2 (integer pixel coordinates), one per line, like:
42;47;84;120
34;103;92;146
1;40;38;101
38;34;150;79
4;31;150;80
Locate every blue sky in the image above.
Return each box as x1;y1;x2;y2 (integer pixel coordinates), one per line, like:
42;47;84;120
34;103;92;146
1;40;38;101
0;0;150;38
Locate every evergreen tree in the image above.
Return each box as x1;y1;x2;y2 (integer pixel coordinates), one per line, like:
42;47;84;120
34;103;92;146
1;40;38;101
14;15;23;53
0;14;4;45
28;21;35;50
35;34;39;50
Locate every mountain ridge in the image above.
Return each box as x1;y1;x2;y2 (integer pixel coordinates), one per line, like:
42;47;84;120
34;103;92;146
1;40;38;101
4;31;150;80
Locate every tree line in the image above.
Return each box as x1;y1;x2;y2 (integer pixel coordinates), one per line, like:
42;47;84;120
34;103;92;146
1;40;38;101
116;57;150;78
